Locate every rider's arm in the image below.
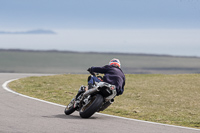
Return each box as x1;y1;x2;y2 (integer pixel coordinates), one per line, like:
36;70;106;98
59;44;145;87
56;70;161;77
91;65;108;74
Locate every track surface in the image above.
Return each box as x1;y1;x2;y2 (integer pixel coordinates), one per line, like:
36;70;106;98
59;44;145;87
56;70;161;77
0;73;200;133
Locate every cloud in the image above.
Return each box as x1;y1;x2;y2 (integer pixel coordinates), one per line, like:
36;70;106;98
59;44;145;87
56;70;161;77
0;29;56;34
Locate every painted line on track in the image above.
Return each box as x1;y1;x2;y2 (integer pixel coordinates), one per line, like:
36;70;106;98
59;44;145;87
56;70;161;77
2;78;200;132
2;79;65;108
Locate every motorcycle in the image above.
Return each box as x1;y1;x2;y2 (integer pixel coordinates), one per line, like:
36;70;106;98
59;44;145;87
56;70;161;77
64;72;117;118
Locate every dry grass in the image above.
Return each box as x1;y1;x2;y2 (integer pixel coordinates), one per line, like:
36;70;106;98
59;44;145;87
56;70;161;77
9;74;200;128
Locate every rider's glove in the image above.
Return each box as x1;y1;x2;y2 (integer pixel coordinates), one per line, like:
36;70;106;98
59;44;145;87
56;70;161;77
87;67;92;72
87;67;95;75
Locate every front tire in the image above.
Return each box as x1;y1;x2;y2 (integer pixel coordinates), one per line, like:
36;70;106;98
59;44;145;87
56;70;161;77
64;99;76;115
79;94;103;118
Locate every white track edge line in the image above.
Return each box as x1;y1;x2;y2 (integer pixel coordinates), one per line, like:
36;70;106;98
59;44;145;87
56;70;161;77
2;78;200;131
2;79;65;108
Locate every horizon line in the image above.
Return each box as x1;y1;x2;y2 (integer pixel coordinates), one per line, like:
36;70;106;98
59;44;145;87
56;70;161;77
0;48;199;58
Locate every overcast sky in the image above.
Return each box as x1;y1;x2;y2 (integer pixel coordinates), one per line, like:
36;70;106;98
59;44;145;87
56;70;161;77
0;0;200;56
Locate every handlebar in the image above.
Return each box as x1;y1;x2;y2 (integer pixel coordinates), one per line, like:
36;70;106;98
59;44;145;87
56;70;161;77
89;71;96;76
87;67;96;76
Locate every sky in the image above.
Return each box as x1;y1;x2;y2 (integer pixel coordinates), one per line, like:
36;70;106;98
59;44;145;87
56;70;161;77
0;0;200;56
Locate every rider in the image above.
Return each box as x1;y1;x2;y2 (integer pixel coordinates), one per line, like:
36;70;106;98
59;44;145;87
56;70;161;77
88;58;125;96
76;58;125;99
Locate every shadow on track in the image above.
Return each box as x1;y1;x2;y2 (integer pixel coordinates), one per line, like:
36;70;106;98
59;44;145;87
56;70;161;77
42;114;98;120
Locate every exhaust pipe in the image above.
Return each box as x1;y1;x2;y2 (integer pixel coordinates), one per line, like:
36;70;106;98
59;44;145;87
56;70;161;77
79;87;98;105
83;87;98;97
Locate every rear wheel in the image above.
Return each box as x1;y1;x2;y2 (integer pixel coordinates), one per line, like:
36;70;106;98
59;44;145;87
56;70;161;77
79;94;103;118
64;99;76;115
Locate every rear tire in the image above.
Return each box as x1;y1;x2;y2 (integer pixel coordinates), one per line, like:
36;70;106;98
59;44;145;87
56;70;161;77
79;94;103;118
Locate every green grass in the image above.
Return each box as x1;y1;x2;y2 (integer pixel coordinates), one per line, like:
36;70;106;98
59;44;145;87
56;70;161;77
8;74;200;129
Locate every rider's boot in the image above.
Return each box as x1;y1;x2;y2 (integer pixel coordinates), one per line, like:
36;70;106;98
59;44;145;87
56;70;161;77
74;86;86;108
75;85;85;100
88;83;93;90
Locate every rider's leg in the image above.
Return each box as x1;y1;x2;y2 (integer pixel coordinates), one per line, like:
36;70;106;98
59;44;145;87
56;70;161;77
75;76;101;100
87;76;101;89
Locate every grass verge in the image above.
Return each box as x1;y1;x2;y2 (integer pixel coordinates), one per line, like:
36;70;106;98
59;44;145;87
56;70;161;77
8;74;200;128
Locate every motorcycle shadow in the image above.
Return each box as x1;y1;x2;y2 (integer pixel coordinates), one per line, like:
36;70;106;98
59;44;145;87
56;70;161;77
43;113;98;120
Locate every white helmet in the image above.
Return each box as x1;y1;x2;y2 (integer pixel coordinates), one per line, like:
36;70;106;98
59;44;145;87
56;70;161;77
109;58;121;68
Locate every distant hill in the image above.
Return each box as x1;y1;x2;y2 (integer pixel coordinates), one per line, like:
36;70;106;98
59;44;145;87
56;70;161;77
0;29;56;34
0;49;200;74
0;48;198;58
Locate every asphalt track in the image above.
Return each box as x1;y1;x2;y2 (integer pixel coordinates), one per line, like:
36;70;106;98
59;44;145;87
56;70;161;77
1;73;200;133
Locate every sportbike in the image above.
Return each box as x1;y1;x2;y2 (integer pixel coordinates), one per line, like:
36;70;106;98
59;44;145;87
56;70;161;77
64;72;116;118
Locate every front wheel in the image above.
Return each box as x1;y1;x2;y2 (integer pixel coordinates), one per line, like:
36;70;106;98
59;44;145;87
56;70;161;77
64;99;76;115
79;94;103;118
